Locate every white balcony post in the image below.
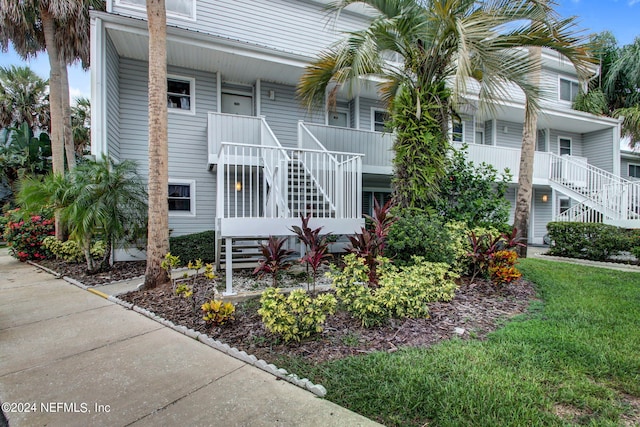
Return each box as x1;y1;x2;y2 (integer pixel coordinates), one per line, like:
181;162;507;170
216;147;225;220
223;237;235;296
336;162;344;218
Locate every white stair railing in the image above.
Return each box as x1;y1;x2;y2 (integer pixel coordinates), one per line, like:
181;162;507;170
548;152;636;221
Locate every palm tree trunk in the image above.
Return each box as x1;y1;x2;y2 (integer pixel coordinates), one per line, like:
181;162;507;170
60;60;76;169
41;8;65;240
143;0;170;289
514;46;541;258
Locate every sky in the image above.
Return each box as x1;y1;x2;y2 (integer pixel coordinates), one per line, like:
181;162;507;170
0;0;638;103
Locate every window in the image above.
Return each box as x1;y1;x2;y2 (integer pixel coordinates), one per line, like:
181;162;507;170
629;164;640;179
116;0;195;19
363;191;392;216
372;109;389;132
168;181;195;215
167;76;194;114
559;137;571;156
451;119;464;142
475;130;484;145
559;77;580;102
559;198;570;215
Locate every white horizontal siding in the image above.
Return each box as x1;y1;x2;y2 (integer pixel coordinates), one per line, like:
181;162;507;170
549;130;583;157
358;97;385;131
118;57;218;236
495;120;524;149
106;34;120;161
582;128;614;173
111;0;371;58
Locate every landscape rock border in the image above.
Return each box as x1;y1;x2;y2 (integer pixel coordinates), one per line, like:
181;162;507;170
27;260;328;397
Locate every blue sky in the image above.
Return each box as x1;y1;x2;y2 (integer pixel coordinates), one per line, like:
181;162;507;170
0;0;638;103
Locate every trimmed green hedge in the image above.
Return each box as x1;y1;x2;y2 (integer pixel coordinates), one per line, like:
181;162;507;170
169;230;215;266
547;222;630;261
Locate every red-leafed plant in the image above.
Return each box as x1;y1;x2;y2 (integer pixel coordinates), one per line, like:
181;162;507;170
253;236;295;287
347;198;396;286
467;227;525;282
291;214;334;293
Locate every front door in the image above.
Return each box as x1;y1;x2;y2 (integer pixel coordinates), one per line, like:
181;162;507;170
221;93;253;116
328;110;348;127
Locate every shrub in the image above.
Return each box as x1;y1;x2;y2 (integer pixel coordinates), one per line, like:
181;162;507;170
42;237;106;263
253;236;295;287
3;212;54;261
258;287;337;342
291;214;333;292
488;250;522;286
347;199;396;285
201;300;235;326
331;254;459;327
169;230;215;266
466;228;525;281
547;222;629;261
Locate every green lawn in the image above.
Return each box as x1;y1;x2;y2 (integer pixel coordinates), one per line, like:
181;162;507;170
287;259;640;426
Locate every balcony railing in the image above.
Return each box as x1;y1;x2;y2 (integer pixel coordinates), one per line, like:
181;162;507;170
302;122;394;173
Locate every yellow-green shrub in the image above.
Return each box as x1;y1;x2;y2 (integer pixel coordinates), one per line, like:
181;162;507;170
201;300;235;326
331;254;459;326
258;288;337;342
42;236;106;263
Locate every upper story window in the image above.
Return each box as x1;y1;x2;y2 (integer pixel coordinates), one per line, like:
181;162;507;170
167;76;194;114
629;164;640;179
116;0;195;20
168;180;195;215
372;109;389;132
559;137;571;156
559;77;580;102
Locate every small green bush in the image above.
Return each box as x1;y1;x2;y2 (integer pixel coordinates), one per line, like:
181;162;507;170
258;287;337;342
331;254;459;327
547;222;629;261
386;212;456;266
169;230;215;266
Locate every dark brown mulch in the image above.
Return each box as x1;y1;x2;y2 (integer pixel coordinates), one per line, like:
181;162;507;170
118;276;537;364
37;259;146;286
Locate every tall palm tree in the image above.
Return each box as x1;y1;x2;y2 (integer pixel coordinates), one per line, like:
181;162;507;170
608;37;640;146
0;0;103;174
0;0;103;237
143;0;170;289
0;65;50;132
298;0;592;210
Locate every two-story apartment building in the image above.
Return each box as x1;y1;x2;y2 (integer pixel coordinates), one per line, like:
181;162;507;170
90;0;638;291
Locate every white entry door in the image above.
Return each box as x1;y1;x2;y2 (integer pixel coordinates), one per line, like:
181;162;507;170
221;93;253;116
328;111;348;127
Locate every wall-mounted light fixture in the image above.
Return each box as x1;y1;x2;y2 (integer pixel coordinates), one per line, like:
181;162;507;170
542;194;548;203
268;90;275;100
235;181;242;192
503;126;509;134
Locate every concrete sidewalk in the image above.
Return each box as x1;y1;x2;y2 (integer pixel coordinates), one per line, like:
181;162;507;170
0;250;381;427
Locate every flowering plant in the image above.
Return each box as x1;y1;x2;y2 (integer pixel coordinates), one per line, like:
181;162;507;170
3;210;55;262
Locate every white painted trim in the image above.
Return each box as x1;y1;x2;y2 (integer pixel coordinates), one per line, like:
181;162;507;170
355;96;360;129
216;71;221;113
167;74;196;115
255;79;261;116
613;124;621;176
370;107;387;132
450;118;465;143
545;128;551;153
558;136;572;156
90;17;107;158
106;0;113;13
472;115;476;144
168;179;197;217
114;0;196;22
492;119;497;146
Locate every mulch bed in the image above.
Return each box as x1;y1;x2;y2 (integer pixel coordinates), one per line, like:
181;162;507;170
38;259;146;286
37;259;537;364
110;267;538;364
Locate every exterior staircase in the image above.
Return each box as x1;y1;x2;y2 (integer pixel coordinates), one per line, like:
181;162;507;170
549;153;640;227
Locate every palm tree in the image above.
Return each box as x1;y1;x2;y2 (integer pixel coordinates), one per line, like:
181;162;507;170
0;0;103;174
18;157;148;273
0;65;50;132
71;97;91;156
143;0;171;289
607;37;640;146
298;0;591;211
